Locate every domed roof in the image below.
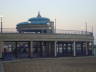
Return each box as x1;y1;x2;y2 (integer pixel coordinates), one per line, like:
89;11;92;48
28;12;50;24
17;22;30;26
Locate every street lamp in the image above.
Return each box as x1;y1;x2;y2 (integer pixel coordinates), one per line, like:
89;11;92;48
0;16;3;33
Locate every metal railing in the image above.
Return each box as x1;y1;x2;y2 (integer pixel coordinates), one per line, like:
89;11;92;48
56;29;93;35
0;28;93;35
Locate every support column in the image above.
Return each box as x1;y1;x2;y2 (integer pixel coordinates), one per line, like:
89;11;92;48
30;41;33;57
54;41;57;57
85;41;88;56
15;41;18;58
48;42;51;57
91;41;94;56
80;42;86;56
73;41;76;56
42;41;45;57
0;41;4;58
66;43;68;56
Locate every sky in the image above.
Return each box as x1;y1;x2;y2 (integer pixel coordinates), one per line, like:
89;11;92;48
0;0;96;40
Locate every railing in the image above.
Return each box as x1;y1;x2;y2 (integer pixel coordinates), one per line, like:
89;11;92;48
56;29;93;35
0;28;93;36
0;28;17;33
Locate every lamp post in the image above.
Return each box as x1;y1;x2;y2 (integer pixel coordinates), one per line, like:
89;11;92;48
0;16;3;33
54;19;56;33
85;22;87;34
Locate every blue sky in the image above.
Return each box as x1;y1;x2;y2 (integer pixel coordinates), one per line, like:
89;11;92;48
0;0;96;32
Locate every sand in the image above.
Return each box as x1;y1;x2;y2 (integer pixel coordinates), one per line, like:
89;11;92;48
2;56;96;72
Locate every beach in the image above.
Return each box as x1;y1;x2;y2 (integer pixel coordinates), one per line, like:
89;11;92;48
1;56;96;72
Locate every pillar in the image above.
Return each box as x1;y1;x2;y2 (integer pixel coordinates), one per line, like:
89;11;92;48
30;41;33;57
14;41;17;58
66;43;68;56
0;41;4;58
85;41;88;56
80;42;86;56
73;41;76;56
48;42;51;57
91;41;94;56
42;41;45;57
54;41;57;57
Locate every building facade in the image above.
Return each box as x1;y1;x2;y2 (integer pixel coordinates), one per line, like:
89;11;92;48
0;13;94;59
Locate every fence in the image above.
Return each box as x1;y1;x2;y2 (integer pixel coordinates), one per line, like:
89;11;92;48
0;28;93;35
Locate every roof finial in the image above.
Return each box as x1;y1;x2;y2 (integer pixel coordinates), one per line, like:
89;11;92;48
37;11;41;17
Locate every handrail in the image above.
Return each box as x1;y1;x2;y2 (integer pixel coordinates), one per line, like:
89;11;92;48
0;28;93;36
